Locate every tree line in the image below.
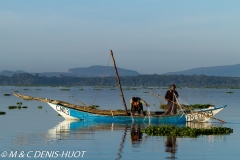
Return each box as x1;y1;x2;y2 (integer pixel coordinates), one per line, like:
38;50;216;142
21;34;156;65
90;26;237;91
0;73;240;88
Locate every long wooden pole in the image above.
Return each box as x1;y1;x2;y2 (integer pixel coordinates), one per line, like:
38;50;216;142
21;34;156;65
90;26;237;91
149;92;226;123
110;50;128;116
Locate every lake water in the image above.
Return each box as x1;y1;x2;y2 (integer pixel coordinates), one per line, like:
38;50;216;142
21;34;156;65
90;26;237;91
0;86;240;160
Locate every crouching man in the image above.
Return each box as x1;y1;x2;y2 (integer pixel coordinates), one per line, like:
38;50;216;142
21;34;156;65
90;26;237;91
130;97;149;116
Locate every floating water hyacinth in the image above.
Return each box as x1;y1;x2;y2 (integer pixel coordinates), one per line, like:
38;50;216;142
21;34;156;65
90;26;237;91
38;106;43;109
226;91;233;94
160;104;213;110
0;111;6;115
90;105;100;109
8;106;17;109
17;102;23;105
4;94;11;96
141;125;233;137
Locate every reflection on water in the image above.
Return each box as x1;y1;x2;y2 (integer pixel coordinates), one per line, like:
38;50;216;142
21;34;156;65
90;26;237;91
8;119;233;160
165;136;177;159
47;120;221;138
47;120;219;160
12;120;223;146
116;125;127;160
186;122;226;143
186;122;213;128
47;120;149;141
130;124;143;144
47;120;76;140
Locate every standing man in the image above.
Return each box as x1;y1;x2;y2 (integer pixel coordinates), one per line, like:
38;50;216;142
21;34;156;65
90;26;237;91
130;97;149;115
164;84;179;115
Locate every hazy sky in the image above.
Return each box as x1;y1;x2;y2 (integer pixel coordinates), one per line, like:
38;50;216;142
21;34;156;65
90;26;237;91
0;0;240;74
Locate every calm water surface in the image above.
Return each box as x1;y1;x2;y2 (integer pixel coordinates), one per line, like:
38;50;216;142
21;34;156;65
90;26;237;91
0;86;239;160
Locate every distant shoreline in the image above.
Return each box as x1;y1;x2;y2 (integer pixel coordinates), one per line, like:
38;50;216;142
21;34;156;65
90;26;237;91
1;73;240;88
1;86;239;90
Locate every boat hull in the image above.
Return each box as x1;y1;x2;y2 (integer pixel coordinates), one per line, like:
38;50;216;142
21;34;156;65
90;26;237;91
48;103;226;123
185;106;225;122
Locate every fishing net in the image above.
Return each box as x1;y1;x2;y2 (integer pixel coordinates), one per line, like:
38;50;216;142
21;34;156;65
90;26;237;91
176;97;190;106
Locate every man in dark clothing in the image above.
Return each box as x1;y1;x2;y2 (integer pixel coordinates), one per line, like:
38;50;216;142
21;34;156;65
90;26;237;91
164;84;179;115
130;97;149;115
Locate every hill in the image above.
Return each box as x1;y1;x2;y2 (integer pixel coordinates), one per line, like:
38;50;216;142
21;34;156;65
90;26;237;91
163;64;240;77
68;65;139;77
0;65;140;77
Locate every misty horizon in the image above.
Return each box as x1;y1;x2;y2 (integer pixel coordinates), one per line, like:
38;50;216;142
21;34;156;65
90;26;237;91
1;1;239;74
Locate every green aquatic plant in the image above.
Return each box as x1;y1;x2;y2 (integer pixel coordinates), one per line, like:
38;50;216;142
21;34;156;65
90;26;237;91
8;102;24;109
38;106;43;109
22;106;28;109
90;105;99;109
16;102;23;109
160;104;168;110
141;125;233;137
160;104;213;110
0;111;6;115
8;106;17;109
17;102;23;105
186;104;213;109
226;91;233;94
4;94;11;96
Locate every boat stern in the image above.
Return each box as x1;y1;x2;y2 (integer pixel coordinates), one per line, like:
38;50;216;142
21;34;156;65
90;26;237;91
185;105;226;122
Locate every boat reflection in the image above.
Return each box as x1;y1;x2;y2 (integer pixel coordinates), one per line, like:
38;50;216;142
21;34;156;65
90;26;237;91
47;120;150;141
46;120;221;159
186;121;213;128
47;120;217;140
